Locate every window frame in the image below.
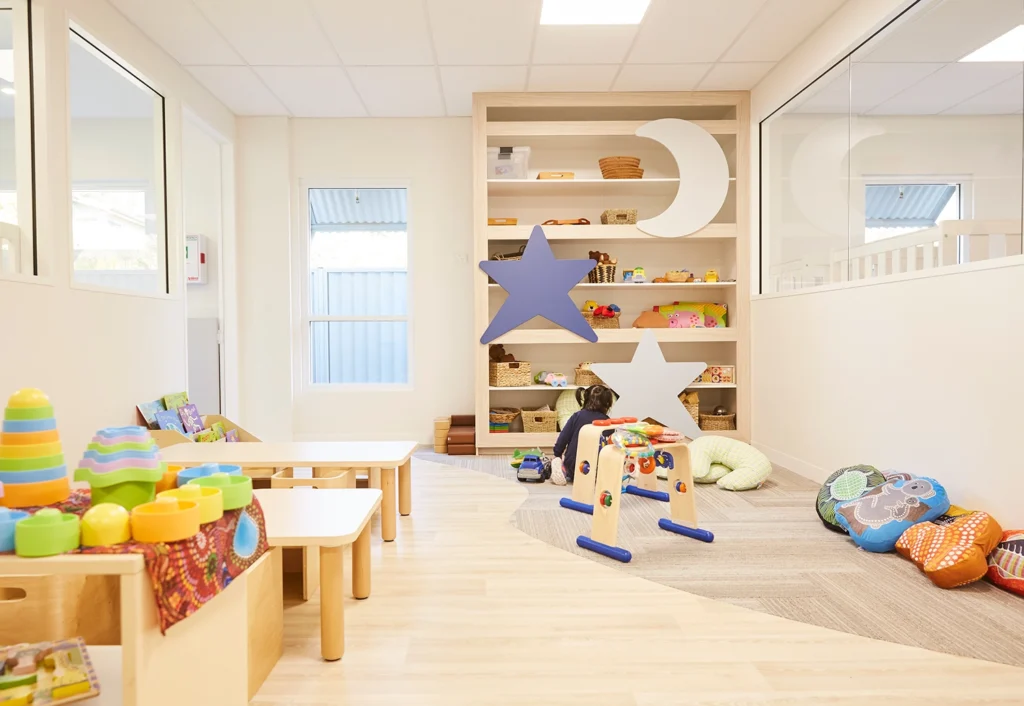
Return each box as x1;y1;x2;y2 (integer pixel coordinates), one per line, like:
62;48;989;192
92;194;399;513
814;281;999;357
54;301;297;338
860;175;973;244
0;0;37;281
295;180;414;392
65;26;170;298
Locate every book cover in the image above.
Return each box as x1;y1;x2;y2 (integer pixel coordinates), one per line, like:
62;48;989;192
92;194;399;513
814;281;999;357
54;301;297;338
210;422;227;440
136;399;166;429
193;429;219;443
225;429;239;442
162;391;189;411
154;410;186;433
177;404;204;434
0;636;101;704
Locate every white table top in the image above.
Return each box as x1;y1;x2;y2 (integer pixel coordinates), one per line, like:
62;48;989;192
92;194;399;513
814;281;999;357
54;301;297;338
160;440;417;468
254;488;383;547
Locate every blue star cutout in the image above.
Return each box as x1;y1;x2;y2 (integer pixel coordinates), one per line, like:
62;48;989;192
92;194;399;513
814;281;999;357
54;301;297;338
480;226;597;343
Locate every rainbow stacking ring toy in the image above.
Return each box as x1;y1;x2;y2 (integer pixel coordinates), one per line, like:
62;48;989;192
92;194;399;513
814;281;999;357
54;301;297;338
75;426;167;511
0;389;71;508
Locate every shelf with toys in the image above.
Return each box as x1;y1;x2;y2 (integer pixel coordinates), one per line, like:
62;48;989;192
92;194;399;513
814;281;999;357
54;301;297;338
473;92;750;452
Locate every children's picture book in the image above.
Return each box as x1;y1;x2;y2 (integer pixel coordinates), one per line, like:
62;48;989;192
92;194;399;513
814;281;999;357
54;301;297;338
193;429;219;443
162;391;189;411
177;404;204;434
0;637;101;704
154;410;186;434
210;422;227;440
136;399;166;429
225;429;239;442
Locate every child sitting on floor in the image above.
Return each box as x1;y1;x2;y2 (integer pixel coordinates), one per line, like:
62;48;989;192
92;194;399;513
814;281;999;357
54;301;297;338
550;385;614;486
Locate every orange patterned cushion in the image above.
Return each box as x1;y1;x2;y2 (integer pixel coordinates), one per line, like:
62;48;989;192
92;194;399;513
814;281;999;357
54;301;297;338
895;511;1003;589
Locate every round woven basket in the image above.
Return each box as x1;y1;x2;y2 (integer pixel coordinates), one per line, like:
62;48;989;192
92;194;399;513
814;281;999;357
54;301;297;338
599;156;641;169
588;263;617;283
601;168;644;180
700;413;736;431
583;312;620;329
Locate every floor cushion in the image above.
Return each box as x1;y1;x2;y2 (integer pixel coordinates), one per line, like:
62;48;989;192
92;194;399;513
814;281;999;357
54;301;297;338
555;389;580;431
816;465;887;534
836;477;949;552
689;436;771;491
896;511;1003;588
987;529;1024;597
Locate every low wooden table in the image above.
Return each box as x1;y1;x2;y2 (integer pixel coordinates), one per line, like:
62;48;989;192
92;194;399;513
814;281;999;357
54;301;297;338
254;488;381;662
161;441;417;542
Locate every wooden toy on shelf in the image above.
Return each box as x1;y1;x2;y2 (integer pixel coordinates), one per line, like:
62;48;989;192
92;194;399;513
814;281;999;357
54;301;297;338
537;172;575;180
0;638;100;705
74;426;166;510
80;503;131;547
0;389;71;509
559;421;714;562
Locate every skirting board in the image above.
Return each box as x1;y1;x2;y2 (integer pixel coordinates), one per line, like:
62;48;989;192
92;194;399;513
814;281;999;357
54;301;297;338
751;440;831;484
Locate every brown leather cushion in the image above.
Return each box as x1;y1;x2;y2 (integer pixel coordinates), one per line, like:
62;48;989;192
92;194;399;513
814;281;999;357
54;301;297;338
447;443;476;455
448;428;476;444
450;414;475;427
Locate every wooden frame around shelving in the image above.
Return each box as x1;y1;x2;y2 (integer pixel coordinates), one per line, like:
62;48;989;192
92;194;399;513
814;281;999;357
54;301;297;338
473;91;751;453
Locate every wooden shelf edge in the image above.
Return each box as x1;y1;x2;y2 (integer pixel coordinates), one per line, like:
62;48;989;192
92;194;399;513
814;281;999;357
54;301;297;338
493;328;739;344
487;223;737;241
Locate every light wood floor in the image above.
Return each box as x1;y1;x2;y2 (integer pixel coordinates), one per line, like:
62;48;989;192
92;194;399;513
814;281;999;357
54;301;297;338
252;460;1024;705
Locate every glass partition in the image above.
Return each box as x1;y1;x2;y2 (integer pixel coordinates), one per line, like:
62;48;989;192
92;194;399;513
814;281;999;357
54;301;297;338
761;0;1023;293
0;1;34;276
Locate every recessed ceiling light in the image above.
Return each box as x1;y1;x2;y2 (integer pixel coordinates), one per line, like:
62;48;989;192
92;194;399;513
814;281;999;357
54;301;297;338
0;87;14;96
540;0;651;25
960;24;1024;62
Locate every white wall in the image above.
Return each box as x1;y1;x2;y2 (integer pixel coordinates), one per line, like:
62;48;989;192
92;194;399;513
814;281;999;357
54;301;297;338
750;0;1024;526
0;0;234;464
235;117;474;443
183;118;222;320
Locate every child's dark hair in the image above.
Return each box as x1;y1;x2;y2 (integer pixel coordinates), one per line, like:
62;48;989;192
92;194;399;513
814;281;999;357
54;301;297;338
576;384;613;414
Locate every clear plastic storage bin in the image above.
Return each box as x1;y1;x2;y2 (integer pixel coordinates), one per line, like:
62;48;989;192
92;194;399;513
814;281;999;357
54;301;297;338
487;146;531;180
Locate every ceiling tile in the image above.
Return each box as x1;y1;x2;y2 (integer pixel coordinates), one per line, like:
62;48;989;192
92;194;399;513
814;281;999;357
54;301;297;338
942;72;1024;115
697;62;774;90
527;65;618;92
613;64;710;91
849;62;946;113
858;0;1024;63
628;0;767;64
427;0;541;65
310;0;435;66
347;66;446;117
187;66;289;115
254;67;367;118
439;66;527;116
869;63;1023;115
192;0;339;66
532;25;638;65
108;0;243;66
723;0;847;62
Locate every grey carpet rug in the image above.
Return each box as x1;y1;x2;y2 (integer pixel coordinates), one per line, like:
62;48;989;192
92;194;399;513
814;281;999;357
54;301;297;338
417;451;1024;668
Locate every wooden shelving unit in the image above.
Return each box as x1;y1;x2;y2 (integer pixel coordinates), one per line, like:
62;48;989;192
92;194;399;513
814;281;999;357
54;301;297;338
473;92;750;453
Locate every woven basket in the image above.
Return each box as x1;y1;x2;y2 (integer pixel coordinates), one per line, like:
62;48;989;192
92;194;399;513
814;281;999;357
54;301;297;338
665;270;693;283
489;361;532;387
588;263;617;283
679;391;700;424
599;156;641;169
601;209;637;225
489;408;520;433
522;408;558;434
601;168;644;180
575;367;603;386
583;311;620;329
700;413;736;431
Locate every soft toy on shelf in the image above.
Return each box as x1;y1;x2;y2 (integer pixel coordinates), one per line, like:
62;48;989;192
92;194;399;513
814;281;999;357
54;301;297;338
581;300;598;313
534;371;569;388
592;304;620;318
488;344;516;363
704;269;720;283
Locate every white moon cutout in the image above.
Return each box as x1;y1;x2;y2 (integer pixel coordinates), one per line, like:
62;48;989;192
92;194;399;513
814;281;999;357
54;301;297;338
635;118;730;238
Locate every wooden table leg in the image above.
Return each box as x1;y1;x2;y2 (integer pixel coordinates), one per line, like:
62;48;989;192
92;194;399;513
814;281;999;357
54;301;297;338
381;467;396;542
352;525;371;599
369;467;381;489
319;545;344;661
398;459;412;516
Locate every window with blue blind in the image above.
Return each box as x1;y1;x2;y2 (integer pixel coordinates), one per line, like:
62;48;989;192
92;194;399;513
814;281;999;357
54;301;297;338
307;188;410;384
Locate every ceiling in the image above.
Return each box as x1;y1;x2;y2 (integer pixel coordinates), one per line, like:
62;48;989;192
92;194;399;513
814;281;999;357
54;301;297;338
792;0;1023;116
107;0;849;118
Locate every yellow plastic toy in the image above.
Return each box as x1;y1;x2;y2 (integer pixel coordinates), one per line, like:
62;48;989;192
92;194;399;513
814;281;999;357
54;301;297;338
157;483;224;524
130;496;201;543
581;300;598;313
80;503;131;547
704;269;719;283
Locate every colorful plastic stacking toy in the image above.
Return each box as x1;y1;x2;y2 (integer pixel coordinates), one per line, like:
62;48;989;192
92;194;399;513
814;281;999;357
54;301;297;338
157;484;223;524
188;473;252;510
176;463;242;487
14;508;80;557
80;503;131;547
0;508;30;553
74;426;167;511
130;496;200;543
0;389;71;508
155;465;183;494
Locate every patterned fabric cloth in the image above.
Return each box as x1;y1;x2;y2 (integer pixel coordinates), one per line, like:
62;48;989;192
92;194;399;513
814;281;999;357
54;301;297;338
28;490;269;634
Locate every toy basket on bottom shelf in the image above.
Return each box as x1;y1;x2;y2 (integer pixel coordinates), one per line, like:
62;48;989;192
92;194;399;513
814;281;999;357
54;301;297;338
489;408;520;433
582;311;620;329
522;408;558;433
679;391;700;424
700;412;736;431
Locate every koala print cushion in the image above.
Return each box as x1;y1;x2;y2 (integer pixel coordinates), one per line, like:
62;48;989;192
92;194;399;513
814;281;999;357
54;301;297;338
836;477;950;553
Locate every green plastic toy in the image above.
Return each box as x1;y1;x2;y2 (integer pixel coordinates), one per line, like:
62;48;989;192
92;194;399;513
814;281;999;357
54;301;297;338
14;508;80;557
188;473;253;510
511;448;543;469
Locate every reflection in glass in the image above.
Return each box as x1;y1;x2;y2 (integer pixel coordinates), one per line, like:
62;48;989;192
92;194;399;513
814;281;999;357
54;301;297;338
0;6;31;275
69;31;166;293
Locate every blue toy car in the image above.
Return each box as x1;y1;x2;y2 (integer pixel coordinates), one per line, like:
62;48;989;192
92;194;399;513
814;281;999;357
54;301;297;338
516;454;548;483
